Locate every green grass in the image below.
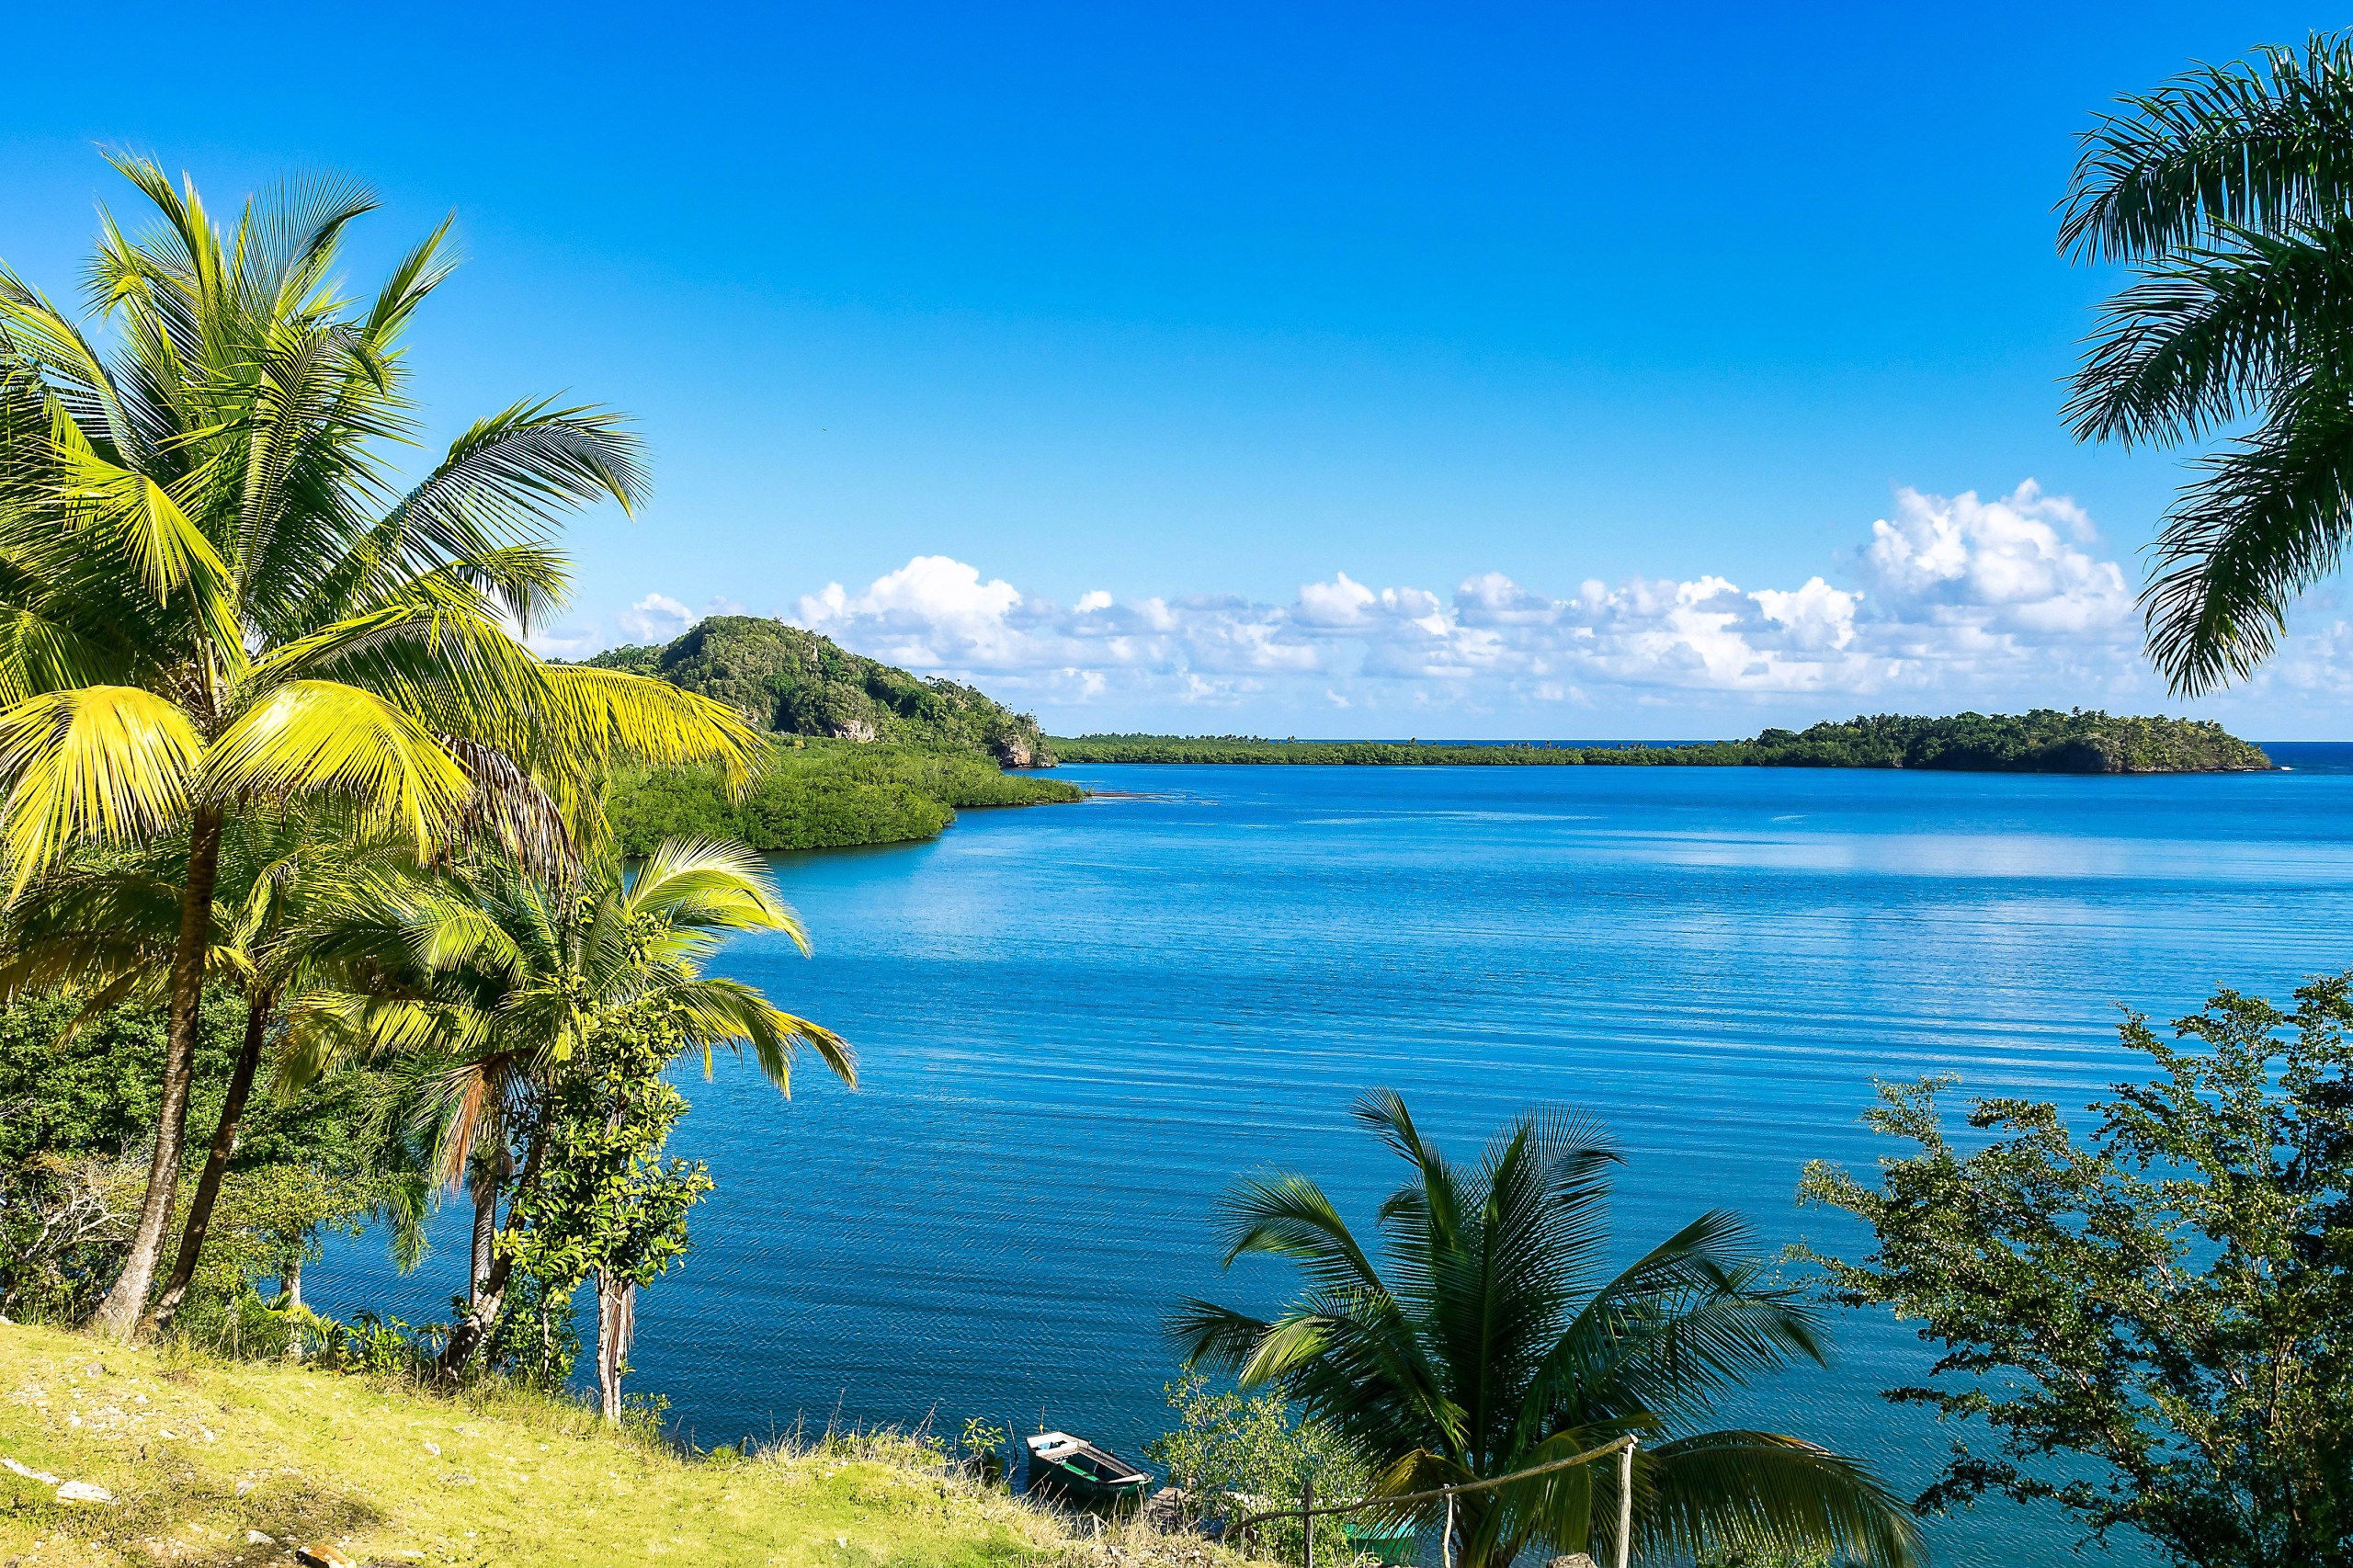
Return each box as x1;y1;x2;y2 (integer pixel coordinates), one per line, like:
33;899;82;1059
0;1323;1222;1568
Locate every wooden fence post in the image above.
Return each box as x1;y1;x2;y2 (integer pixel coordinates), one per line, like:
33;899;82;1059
1302;1474;1314;1568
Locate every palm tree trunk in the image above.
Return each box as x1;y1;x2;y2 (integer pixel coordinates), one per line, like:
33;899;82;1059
467;1147;510;1312
148;988;270;1329
90;803;224;1339
438;1129;541;1376
595;1270;636;1425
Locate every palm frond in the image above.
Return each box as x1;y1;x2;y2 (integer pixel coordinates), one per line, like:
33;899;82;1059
2062;35;2353;262
0;686;202;890
1637;1431;1924;1568
2140;380;2353;695
207;679;472;846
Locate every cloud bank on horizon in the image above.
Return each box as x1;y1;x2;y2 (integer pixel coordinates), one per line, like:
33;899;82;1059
546;483;2353;735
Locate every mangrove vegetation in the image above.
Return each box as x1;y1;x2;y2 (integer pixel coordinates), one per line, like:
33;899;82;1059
1054;710;2271;772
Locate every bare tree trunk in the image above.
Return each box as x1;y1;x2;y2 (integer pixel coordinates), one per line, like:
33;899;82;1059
596;1270;636;1425
149;989;270;1329
91;804;224;1339
282;1261;305;1356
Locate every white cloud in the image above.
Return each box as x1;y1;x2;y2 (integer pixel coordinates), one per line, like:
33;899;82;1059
616;592;696;643
554;481;2353;731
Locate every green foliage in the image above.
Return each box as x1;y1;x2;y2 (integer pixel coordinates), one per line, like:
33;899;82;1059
481;1264;584;1391
497;1003;713;1301
1800;977;2353;1568
0;1151;146;1324
583;616;1055;761
604;740;1081;857
1145;1372;1371;1563
0;991;399;1324
2060;35;2353;695
1052;711;2270;772
1173;1091;1920;1568
169;1162;391;1352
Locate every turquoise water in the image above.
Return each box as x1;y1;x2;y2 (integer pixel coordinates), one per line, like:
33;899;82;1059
317;753;2353;1566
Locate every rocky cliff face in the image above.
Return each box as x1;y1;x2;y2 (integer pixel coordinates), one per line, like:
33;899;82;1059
580;617;1054;763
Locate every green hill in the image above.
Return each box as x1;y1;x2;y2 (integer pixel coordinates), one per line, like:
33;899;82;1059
1051;710;2272;773
584;618;1053;766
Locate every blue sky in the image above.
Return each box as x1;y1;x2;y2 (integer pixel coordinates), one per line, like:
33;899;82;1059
4;3;2346;735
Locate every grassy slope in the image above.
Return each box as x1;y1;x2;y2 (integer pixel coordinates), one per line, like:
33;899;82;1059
0;1323;1118;1568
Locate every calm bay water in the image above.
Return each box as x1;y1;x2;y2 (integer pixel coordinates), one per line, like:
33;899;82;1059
317;750;2353;1566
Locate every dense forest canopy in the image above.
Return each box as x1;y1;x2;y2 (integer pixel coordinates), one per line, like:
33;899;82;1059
582;618;1053;765
1051;710;2271;772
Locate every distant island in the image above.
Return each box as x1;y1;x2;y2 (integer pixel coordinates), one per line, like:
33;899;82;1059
1051;711;2273;773
571;618;1077;853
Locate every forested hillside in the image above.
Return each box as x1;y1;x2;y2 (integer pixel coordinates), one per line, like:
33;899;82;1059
584;617;1053;765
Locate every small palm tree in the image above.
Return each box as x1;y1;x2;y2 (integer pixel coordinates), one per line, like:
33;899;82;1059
2063;33;2353;693
300;835;852;1386
1173;1092;1920;1568
0;157;760;1335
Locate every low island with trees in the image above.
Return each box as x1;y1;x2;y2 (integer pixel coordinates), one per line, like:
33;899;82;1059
1051;710;2272;772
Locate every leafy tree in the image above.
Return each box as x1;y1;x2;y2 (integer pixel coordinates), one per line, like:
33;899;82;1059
1799;976;2353;1568
1145;1371;1372;1563
1172;1091;1921;1568
497;999;712;1422
2062;33;2353;693
0;156;761;1336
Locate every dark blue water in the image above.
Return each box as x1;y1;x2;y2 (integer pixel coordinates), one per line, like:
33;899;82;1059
317;760;2353;1566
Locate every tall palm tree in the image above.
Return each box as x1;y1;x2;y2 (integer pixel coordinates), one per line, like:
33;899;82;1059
1172;1092;1920;1568
297;835;853;1384
0;812;425;1330
2062;32;2353;694
0;155;760;1336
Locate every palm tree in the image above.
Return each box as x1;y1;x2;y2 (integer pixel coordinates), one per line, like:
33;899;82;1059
0;812;424;1330
1172;1092;1921;1568
0;156;760;1336
299;835;853;1393
2062;32;2353;694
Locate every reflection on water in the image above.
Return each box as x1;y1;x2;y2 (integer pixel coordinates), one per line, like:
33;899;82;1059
315;762;2353;1568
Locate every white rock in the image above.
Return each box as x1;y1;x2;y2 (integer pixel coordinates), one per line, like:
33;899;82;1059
3;1456;61;1484
247;1530;276;1545
235;1478;256;1496
422;1441;440;1456
56;1481;114;1504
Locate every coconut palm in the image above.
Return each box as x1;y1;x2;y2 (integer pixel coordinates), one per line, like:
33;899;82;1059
1172;1092;1921;1568
296;835;853;1386
2062;32;2353;694
0;155;760;1335
0;812;432;1329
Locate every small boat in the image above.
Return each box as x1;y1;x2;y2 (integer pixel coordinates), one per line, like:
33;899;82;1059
1024;1430;1151;1507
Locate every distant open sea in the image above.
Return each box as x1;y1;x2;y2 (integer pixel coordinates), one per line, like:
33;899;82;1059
316;745;2353;1567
